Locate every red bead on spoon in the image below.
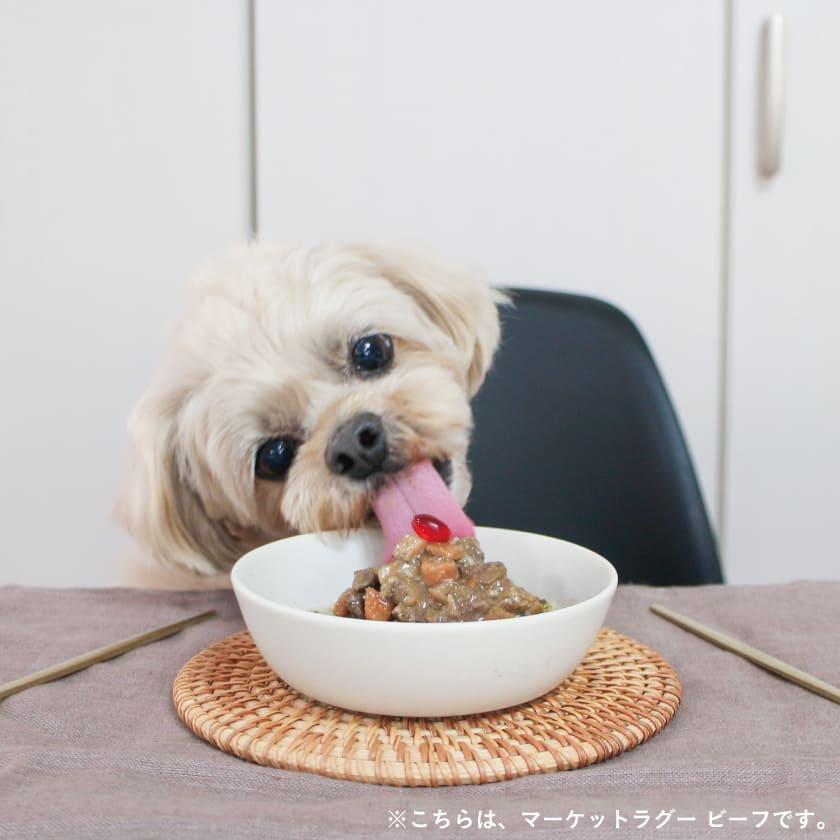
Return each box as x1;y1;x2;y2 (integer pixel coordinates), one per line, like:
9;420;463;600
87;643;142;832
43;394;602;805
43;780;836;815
411;513;452;543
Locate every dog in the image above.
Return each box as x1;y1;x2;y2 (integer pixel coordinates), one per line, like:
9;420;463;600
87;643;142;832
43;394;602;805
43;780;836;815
115;243;506;580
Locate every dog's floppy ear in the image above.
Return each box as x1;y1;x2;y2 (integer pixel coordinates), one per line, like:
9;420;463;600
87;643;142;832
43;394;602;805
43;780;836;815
364;245;509;396
114;388;240;575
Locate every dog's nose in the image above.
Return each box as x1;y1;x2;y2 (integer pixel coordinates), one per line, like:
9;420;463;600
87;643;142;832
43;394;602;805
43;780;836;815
326;412;388;479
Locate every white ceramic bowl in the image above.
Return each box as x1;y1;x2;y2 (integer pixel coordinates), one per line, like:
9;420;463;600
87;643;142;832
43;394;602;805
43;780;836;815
231;527;617;717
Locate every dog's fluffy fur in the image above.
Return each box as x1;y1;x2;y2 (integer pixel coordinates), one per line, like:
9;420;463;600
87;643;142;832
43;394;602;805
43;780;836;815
116;243;506;575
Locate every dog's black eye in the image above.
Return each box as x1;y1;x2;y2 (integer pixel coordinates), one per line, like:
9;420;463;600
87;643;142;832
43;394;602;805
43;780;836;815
254;436;299;481
351;333;394;376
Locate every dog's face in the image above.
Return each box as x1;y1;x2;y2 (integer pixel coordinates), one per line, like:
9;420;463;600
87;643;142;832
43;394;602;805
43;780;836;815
116;244;505;574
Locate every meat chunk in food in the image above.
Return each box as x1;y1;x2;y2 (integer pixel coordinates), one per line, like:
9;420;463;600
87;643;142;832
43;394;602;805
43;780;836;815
363;587;393;621
333;588;365;619
420;556;459;586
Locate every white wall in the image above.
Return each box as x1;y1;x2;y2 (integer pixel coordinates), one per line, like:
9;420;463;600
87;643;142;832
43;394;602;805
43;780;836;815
0;1;250;585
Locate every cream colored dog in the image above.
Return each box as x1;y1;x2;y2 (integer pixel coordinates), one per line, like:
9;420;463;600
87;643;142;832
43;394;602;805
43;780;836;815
116;243;505;578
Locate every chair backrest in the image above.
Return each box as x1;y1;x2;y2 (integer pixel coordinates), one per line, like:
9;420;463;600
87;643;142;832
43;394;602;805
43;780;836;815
466;289;722;585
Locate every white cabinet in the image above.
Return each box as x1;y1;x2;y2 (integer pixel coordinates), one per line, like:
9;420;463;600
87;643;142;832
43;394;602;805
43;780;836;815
254;0;726;525
0;1;250;585
723;1;840;582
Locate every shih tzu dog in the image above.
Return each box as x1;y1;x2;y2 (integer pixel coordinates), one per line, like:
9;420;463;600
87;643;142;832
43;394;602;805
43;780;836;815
116;243;506;578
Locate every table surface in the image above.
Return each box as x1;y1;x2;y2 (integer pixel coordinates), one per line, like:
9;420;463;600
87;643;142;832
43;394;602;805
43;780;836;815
1;583;838;839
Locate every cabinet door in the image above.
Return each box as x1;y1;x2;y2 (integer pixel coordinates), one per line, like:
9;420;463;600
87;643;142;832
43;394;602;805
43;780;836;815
255;0;725;523
724;2;840;582
0;1;250;585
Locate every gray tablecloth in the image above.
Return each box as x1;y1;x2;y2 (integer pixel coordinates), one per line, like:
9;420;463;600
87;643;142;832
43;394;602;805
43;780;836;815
1;583;838;839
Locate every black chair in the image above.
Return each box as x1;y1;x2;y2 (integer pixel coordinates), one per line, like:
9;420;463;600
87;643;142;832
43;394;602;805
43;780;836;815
466;289;722;585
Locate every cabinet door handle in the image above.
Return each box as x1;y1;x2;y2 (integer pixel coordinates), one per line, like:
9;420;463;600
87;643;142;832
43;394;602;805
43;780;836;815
759;14;786;177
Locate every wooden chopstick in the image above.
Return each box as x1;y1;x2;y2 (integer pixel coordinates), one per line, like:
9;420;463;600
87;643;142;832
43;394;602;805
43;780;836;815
0;609;216;701
650;604;840;705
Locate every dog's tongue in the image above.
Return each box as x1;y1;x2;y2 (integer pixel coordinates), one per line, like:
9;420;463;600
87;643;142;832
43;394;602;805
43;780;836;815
372;459;475;561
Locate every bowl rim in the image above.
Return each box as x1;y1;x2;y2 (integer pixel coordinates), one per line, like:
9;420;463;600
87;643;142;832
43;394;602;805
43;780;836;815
231;525;618;633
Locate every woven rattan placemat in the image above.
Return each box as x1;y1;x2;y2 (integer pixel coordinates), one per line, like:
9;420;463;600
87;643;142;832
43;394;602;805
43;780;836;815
173;628;681;786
